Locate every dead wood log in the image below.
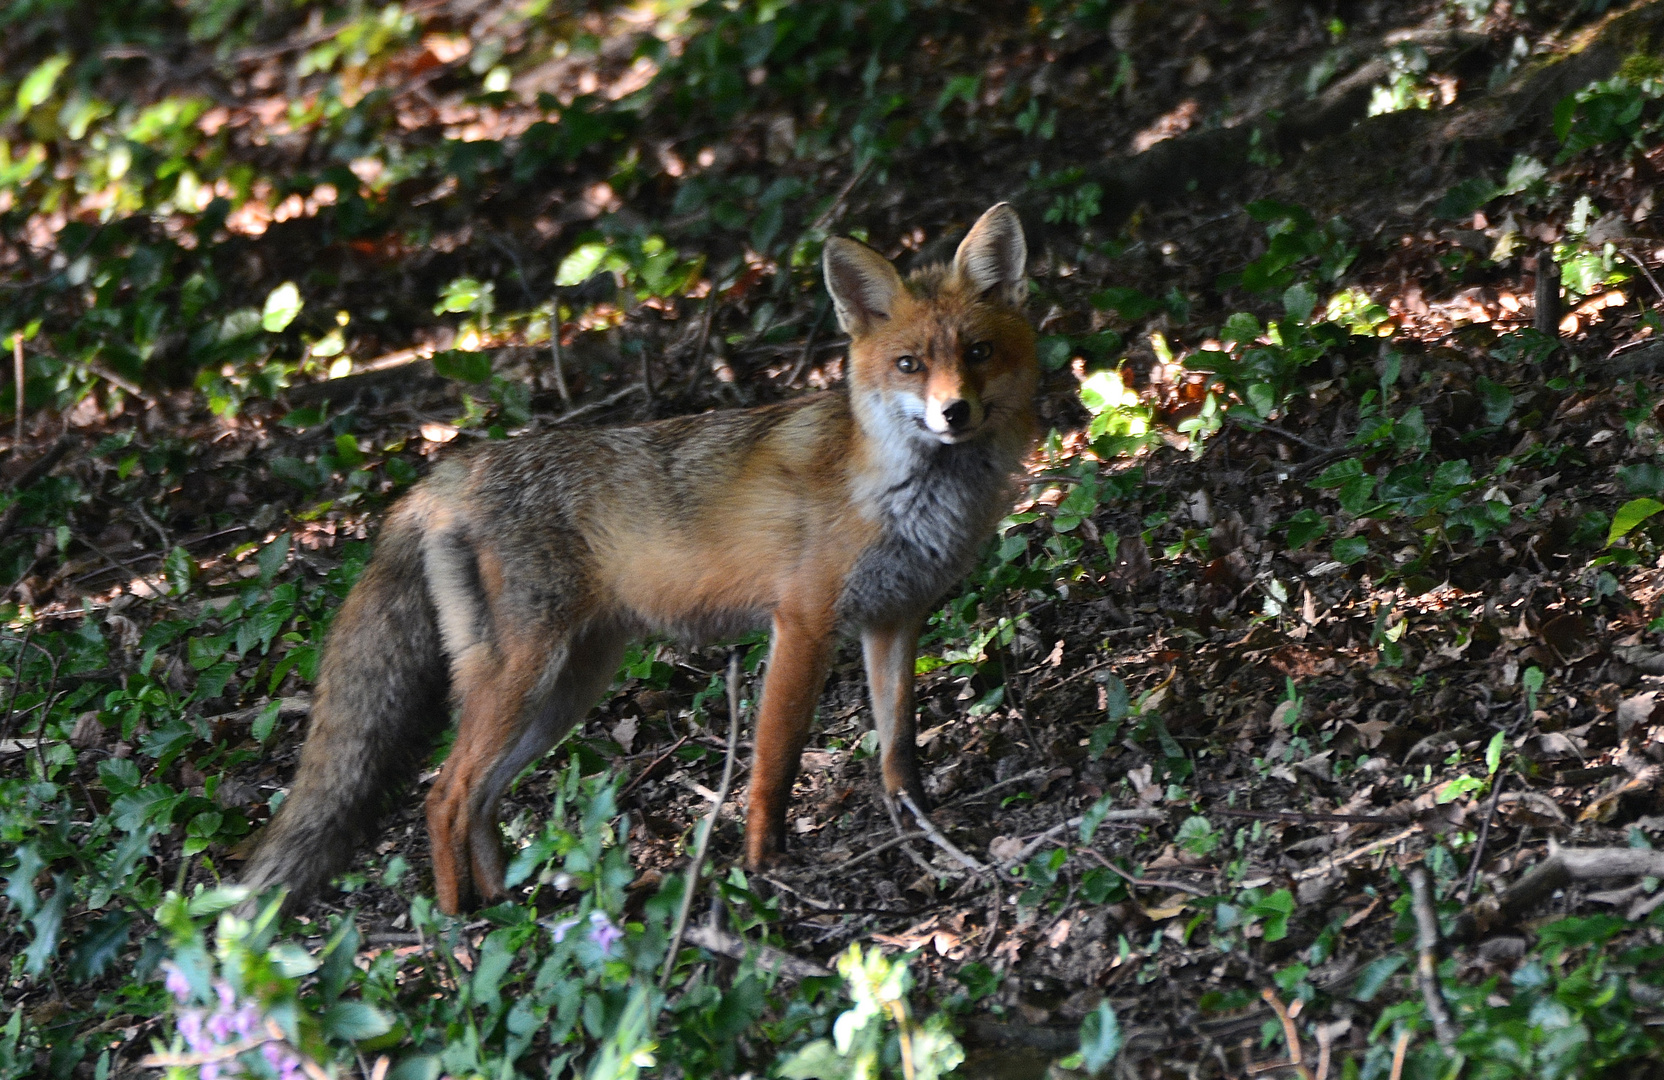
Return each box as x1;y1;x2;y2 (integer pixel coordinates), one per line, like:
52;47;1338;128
1451;844;1664;943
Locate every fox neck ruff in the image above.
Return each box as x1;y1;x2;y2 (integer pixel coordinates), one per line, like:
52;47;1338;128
839;410;1017;627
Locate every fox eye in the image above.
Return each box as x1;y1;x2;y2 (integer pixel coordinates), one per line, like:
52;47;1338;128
895;355;921;374
966;341;993;363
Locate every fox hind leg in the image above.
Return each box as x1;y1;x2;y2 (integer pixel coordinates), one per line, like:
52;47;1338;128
456;625;626;905
426;633;558;913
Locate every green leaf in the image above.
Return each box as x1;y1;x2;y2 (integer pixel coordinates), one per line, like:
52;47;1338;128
1332;536;1369;565
1282;282;1317;323
556;243;611;287
252;698;284;743
321;1001;393;1042
1281;509;1328;548
1609;498;1664;545
67;910;133;983
258;533;291;584
1248;888;1295;941
434;277;494;316
1437;775;1485;803
1176;816;1220;855
16;55;69;113
23;874;70;976
777;1039;844;1080
1351;955;1406;1001
164;546;195;596
262;282;304;332
1475;376;1514;426
1079;794;1115;844
432;350;493;383
1221;312;1262;345
1486;730;1505;776
5;845;44;921
1078;1001;1124;1074
1435;176;1501;220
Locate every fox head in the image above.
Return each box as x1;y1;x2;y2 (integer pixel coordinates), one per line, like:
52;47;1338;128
823;203;1038;450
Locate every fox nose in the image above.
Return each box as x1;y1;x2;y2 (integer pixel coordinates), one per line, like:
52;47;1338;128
941;399;972;430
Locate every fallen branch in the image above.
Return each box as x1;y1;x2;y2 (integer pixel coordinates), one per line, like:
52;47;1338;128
1451;844;1664;943
1408;868;1457;1048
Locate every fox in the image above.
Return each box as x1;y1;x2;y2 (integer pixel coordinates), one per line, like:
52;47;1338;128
239;203;1039;914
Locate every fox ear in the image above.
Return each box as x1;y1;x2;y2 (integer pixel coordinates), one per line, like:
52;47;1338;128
953;203;1027;306
824;237;906;335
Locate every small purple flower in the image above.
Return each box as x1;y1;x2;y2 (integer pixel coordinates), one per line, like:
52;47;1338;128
163;963;193;1003
587;911;623;956
548;916;581;943
262;1041;302;1080
178;1011;205;1051
231;1003;261;1040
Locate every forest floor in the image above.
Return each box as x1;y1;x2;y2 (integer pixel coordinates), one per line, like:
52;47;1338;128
9;1;1664;1078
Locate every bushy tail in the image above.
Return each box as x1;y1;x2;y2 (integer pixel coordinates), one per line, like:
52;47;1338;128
240;510;451;910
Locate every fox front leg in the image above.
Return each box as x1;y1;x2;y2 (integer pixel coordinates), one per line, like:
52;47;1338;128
860;619;929;816
743;605;837;867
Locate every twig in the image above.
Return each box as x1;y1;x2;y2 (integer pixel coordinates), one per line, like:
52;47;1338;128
1260;989;1313;1080
943;766;1052;806
661;649;743;989
787;300;831;385
682;290;718;401
897;791;989;874
683;923;830;980
1622;246;1664;308
809;160;871;234
549;382;646;425
1408;868;1457;1048
1293;824;1421;882
548;299;572;408
800;831;933;878
11;334;22;447
1534;248;1562;337
1314;1022;1334;1080
1002;810;1167;875
1460;770;1506;905
620;734;692;798
1388;1029;1411;1080
1216;808;1409;826
1229;415;1337;453
1084;850;1212;896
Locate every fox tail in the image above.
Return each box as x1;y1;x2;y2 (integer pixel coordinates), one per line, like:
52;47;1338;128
239;508;450;909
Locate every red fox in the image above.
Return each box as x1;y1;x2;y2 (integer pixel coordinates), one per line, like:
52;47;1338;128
240;203;1038;914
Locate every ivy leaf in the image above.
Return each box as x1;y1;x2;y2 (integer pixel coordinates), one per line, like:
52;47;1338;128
23;873;70;976
67;909;133;983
